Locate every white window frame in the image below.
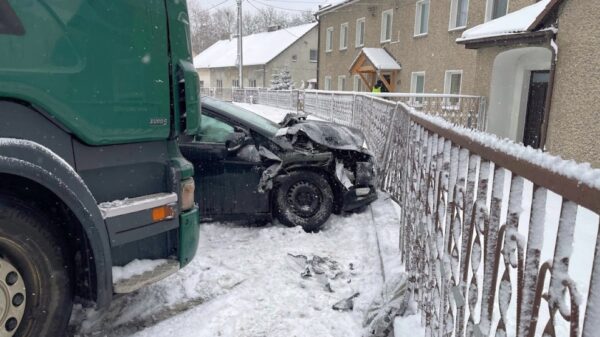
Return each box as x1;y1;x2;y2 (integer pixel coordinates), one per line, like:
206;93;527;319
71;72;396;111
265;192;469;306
326;27;334;52
216;79;223;89
324;76;332;90
340;23;349;50
444;70;463;107
485;0;509;22
248;79;257;88
381;9;393;43
449;0;469;30
232;79;239;88
410;72;426;105
414;0;430;37
356;17;365;47
309;49;318;63
338;75;346;91
353;75;362;92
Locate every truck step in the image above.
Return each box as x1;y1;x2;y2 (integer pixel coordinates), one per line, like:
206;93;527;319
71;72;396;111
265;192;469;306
98;192;178;219
113;260;180;294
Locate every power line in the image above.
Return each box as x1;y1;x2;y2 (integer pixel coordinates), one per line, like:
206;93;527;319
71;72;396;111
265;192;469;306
197;0;234;12
263;0;326;3
250;0;315;13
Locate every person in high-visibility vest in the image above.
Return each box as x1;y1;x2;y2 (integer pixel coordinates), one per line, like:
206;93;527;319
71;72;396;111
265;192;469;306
372;80;382;93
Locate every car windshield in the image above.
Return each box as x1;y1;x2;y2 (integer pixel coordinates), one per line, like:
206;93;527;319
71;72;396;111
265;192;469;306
202;97;281;137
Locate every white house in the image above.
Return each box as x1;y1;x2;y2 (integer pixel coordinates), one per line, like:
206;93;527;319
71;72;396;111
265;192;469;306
194;23;318;89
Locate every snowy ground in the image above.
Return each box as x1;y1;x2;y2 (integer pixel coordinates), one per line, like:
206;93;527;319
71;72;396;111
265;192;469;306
70;195;402;337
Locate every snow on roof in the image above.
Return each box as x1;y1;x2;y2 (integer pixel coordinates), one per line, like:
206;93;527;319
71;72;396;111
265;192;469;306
350;48;401;71
458;0;553;42
194;23;317;69
316;0;358;15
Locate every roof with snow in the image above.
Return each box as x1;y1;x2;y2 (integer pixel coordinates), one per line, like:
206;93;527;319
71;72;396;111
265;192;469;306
350;48;401;71
194;23;317;69
316;0;359;15
458;0;560;43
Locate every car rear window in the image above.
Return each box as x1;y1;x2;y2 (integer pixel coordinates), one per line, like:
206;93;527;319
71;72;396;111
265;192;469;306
202;97;281;137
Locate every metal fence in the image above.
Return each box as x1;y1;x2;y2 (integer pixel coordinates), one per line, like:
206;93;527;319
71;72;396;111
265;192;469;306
225;88;487;131
227;88;599;337
396;112;600;337
200;87;234;101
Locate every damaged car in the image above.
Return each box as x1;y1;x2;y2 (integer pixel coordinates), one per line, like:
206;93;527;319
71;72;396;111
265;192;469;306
179;97;377;232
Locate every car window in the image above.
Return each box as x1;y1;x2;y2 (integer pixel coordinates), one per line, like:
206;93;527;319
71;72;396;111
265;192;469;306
197;114;234;143
202;97;281;137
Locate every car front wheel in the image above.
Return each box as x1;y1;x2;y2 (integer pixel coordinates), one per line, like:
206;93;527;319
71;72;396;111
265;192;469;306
274;171;333;232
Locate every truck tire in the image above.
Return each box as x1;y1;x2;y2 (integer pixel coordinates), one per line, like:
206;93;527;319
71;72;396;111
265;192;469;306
274;171;334;232
0;194;73;337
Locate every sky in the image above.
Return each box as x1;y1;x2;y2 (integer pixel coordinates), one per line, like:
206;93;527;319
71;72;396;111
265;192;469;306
190;0;335;14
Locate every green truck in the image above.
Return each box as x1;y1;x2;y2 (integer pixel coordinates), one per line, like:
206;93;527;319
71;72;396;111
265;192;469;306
0;1;200;336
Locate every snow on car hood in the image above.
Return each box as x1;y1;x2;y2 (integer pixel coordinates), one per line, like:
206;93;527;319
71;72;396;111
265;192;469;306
276;121;371;154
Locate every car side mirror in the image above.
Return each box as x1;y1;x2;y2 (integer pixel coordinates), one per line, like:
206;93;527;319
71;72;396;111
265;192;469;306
225;131;248;152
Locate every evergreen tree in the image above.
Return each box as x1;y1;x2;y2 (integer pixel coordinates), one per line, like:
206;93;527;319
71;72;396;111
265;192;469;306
270;72;281;90
279;68;293;90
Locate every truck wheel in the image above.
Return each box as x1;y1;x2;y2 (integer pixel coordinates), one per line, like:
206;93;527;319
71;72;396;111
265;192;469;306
0;195;73;337
274;171;333;232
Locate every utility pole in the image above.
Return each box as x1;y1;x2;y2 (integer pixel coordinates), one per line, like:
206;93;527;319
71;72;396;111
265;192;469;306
236;0;244;88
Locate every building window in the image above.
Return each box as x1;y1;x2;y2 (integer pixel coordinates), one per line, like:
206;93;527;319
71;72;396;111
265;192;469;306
356;18;365;47
324;76;332;90
232;79;239;88
486;0;508;21
309;49;318;62
248;79;257;88
414;0;430;36
353;75;363;92
199;80;204;88
381;9;393;43
338;76;346;91
216;79;223;88
340;23;349;50
410;72;425;104
444;70;463;105
292;54;298;62
326;27;334;52
449;0;469;29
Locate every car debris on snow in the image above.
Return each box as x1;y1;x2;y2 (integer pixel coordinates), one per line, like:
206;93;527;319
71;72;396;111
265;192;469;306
332;293;361;312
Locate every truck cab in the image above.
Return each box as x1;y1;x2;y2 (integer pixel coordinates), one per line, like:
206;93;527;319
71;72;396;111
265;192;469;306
0;1;200;336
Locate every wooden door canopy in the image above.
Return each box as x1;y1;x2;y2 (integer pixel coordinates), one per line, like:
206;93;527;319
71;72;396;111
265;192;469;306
349;48;401;92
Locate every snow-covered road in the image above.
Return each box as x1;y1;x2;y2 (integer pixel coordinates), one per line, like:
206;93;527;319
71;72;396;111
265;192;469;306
71;196;400;337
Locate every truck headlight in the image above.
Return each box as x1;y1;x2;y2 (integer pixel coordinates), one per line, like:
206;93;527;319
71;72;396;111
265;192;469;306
181;178;195;211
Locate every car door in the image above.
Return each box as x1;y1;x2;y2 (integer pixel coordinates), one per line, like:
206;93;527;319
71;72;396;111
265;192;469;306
180;111;270;222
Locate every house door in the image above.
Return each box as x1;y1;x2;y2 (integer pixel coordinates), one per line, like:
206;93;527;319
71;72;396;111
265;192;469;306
523;70;550;149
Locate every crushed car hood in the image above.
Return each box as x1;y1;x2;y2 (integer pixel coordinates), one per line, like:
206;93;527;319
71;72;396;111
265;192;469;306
276;121;371;154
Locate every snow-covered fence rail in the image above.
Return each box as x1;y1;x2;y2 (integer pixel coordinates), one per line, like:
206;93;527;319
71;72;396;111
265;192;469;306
256;88;300;110
374;93;487;131
394;107;600;337
200;87;233;101
229;89;486;131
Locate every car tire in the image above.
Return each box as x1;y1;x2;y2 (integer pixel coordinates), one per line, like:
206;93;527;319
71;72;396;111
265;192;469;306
274;171;334;232
0;194;73;337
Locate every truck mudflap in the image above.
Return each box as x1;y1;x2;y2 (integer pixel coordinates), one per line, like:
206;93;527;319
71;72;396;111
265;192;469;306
178;206;199;267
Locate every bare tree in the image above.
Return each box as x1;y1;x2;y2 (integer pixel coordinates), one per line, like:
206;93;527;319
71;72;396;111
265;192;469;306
189;3;315;56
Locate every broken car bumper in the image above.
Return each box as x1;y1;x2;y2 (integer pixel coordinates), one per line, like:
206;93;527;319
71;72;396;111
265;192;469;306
341;185;378;211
